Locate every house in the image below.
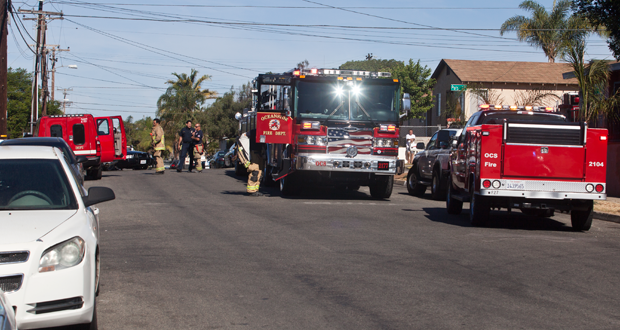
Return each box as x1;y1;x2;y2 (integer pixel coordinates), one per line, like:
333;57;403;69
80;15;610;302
427;59;580;126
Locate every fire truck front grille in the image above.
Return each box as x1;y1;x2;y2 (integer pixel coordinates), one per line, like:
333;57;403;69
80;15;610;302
507;124;582;146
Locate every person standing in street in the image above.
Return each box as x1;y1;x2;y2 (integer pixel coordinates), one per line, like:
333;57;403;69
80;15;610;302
151;118;165;174
177;120;195;173
406;129;416;164
191;123;205;172
234;131;263;197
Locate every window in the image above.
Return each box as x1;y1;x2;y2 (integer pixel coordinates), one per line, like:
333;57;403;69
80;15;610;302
50;125;63;138
437;93;441;117
97;119;110;135
427;132;438;150
73;124;85;145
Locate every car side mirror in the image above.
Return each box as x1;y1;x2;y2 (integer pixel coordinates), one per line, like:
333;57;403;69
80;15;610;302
401;93;411;113
416;142;425;150
76;156;88;164
83;187;116;207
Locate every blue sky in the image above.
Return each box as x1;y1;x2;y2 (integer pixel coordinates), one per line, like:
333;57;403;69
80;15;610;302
7;0;614;120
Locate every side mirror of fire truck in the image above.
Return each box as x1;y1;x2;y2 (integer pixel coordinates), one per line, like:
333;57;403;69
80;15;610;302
235;112;242;121
402;93;411;113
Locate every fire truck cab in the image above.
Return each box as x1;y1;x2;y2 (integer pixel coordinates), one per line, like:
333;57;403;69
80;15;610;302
237;68;409;198
446;104;607;231
36;114;127;179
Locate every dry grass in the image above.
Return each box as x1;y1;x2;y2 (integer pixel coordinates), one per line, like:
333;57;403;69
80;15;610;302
594;200;620;216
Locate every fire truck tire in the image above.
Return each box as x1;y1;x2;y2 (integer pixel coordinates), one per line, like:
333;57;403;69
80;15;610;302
446;179;463;215
431;169;446;200
469;191;489;226
406;167;426;197
280;174;300;196
261;165;277;187
571;201;593;231
87;166;103;180
370;175;393;199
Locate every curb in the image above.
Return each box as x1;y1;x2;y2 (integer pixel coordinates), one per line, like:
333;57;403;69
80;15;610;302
395;179;620;224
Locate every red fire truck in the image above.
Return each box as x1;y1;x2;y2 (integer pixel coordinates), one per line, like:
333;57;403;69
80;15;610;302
36;114;127;179
238;68;408;198
446;104;608;231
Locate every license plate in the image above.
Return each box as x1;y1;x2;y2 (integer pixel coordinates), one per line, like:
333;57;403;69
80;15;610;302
140;160;147;164
377;161;389;171
505;180;525;190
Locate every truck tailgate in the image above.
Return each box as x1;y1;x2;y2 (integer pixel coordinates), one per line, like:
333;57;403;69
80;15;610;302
503;144;584;179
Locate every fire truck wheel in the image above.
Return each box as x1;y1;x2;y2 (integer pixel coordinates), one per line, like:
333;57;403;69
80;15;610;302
370;175;393;199
431;169;446;200
280;174;300;197
571;201;593;231
406;167;426;197
261;165;277;187
469;191;489;227
446;179;463;215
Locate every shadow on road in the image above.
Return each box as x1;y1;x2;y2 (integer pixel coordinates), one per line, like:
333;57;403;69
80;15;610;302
421;207;575;232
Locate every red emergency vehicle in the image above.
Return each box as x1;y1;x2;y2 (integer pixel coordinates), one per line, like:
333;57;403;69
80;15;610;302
36;114;127;179
238;68;408;198
446;104;607;231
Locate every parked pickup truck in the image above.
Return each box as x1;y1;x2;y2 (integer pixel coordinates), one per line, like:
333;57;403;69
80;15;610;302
407;128;462;199
446;104;607;231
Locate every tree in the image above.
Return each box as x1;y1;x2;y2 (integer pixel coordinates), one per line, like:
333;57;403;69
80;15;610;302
339;58;402;72
390;59;436;119
296;59;310;70
573;0;620;60
157;69;216;155
563;40;620;122
7;68;62;138
500;0;591;63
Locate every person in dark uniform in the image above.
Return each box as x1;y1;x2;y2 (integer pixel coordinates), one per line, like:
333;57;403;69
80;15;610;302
177;120;195;173
191;123;205;172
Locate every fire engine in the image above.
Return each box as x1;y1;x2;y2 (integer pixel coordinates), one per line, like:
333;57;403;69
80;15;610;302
236;68;409;198
446;104;608;231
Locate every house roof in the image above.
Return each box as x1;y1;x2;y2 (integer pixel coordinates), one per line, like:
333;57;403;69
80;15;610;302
432;59;579;85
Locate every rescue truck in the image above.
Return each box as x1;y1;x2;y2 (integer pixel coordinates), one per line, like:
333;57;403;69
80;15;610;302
446;104;608;231
237;68;409;198
36;114;127;179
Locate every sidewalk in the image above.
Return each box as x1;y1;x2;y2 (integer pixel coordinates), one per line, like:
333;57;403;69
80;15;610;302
394;173;620;224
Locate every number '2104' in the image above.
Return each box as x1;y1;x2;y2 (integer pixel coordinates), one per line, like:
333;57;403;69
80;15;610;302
589;162;604;167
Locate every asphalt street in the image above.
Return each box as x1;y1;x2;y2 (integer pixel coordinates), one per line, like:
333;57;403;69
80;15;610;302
55;168;620;329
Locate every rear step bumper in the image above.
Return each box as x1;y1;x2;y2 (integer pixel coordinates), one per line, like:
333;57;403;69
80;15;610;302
479;178;606;200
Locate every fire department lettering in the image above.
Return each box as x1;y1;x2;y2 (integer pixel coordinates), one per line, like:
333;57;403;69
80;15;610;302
484;162;497;167
261;114;290;122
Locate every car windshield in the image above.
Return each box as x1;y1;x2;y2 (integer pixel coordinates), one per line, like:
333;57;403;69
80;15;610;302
0;159;77;210
295;80;399;122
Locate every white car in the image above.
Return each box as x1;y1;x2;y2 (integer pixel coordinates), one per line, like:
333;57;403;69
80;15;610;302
0;146;115;330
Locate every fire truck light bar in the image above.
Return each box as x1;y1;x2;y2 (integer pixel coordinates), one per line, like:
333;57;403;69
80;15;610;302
289;68;391;78
480;104;556;112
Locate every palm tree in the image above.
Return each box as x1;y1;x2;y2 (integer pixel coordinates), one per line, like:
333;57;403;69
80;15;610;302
500;0;590;63
563;40;620;122
157;69;217;156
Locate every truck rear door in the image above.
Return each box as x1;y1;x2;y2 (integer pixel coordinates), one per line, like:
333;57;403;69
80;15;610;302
95;116;127;162
502;123;585;179
69;116;95;157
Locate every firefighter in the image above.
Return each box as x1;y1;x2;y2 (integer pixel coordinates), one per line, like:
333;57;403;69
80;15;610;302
191;123;205;172
151;118;165;174
235;131;263;197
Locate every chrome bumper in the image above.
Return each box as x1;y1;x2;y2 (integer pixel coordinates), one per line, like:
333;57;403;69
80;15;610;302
296;154;397;175
479;179;606;200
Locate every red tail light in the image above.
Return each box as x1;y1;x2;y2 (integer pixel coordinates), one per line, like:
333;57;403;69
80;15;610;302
482;180;491;188
595;184;604;193
96;140;101;155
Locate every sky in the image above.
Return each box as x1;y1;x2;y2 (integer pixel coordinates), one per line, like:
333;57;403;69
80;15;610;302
6;0;615;121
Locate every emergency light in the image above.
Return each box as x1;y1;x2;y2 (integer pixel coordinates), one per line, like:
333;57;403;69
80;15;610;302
379;124;396;132
302;121;320;130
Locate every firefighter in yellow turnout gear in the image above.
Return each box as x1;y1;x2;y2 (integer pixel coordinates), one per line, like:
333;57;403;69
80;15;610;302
151;118;165;174
235;132;263;196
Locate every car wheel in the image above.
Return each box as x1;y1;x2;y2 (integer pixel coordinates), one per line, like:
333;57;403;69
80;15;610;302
571;201;593;231
406;167;426;197
446;177;463;215
431;169;446;200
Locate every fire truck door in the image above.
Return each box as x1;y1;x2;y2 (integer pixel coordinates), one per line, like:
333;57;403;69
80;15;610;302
69;117;91;156
95;117;114;163
111;116;127;160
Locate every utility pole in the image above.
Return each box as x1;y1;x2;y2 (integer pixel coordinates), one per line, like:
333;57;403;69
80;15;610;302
50;46;69;100
57;87;72;114
20;1;62;132
0;0;9;139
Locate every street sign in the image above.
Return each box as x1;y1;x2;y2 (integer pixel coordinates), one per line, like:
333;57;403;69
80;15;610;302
451;84;466;91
